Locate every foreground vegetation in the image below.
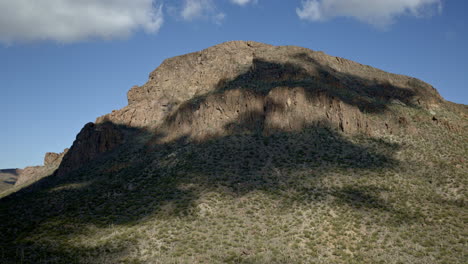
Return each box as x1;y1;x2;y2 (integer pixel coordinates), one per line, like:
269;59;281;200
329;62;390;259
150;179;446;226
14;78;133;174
0;106;466;264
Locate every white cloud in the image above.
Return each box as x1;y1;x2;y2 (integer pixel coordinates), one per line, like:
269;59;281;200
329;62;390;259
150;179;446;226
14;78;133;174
297;0;442;27
0;0;164;44
213;12;227;25
181;0;213;20
180;0;225;24
230;0;255;6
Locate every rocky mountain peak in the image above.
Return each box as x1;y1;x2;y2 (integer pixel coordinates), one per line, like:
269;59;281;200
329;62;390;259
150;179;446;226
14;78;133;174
94;41;449;145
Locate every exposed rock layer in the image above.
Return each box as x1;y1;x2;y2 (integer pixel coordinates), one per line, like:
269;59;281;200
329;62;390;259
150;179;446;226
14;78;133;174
28;41;465;178
97;41;447;142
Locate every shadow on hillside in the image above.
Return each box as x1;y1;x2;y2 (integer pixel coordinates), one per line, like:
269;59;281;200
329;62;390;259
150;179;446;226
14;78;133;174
2;179;16;185
0;169;19;176
0;170;19;184
0;122;409;262
0;55;424;262
171;52;422;115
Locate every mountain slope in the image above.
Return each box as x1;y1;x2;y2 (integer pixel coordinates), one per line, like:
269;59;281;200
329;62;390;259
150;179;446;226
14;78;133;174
0;169;19;192
0;41;466;264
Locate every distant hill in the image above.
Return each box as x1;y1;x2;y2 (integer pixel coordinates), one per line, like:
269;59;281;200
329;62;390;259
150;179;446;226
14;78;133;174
0;150;68;196
0;41;466;264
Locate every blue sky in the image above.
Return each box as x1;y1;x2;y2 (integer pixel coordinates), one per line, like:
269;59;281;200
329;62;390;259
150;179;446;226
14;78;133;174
1;0;467;169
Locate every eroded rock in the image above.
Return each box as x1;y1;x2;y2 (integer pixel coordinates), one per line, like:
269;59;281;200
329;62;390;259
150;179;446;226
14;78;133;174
55;122;123;177
97;41;446;136
15;149;68;186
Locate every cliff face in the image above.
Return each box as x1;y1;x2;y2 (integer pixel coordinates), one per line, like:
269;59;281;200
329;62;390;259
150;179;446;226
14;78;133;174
55;122;123;177
95;41;450;142
13;122;123;186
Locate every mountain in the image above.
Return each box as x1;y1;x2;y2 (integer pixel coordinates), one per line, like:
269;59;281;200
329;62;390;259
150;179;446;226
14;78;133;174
0;41;466;264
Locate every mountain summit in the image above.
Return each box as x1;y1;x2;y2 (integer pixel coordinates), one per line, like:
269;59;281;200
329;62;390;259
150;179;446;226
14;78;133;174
1;41;466;264
99;40;446;130
55;41;464;177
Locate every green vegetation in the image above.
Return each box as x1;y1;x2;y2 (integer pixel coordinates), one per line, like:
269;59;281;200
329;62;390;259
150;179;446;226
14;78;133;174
0;106;467;264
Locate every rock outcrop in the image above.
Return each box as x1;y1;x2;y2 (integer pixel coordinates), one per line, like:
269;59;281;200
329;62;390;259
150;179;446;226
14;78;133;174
44;152;63;166
96;41;447;143
14;149;68;186
55;122;123;177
